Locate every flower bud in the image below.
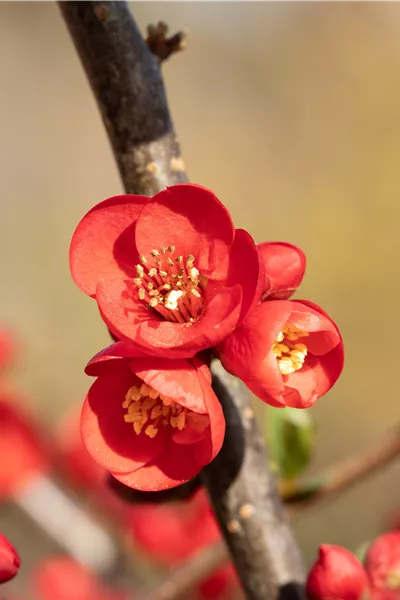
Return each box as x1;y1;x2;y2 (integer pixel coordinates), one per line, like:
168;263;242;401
306;544;369;600
0;533;20;583
365;531;400;592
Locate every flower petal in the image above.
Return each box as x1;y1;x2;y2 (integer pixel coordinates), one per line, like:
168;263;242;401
258;242;306;300
134;184;235;276
217;300;292;380
81;362;167;474
70;195;148;297
97;279;242;358
85;341;148;376
111;441;202;491
131;357;208;413
225;229;264;323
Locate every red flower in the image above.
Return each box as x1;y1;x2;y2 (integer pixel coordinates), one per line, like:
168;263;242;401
0;395;48;499
33;557;126;600
70;184;262;358
0;327;16;372
365;532;400;593
216;241;343;408
82;343;225;491
306;545;369;600
0;533;20;584
127;488;237;599
217;299;343;408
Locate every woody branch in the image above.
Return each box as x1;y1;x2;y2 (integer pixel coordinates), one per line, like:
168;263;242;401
58;2;306;599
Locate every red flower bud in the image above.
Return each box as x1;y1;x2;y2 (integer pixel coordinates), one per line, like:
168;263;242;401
0;533;20;583
306;545;369;600
365;532;400;592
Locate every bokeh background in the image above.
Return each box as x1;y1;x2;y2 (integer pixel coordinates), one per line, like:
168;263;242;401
1;1;400;597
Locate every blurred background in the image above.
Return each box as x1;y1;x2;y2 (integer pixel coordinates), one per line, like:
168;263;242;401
1;1;400;597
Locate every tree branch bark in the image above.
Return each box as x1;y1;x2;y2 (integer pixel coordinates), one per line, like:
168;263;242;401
58;3;306;599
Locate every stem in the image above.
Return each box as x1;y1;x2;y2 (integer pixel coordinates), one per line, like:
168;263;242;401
58;3;306;598
59;1;187;196
287;424;400;518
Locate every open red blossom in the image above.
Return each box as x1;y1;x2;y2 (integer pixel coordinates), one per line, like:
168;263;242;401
127;489;238;599
33;557;127;600
365;532;400;593
82;342;225;491
70;184;263;358
0;395;48;499
216;299;343;408
306;545;369;600
0;533;20;584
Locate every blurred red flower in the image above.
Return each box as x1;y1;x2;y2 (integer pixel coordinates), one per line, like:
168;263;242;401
128;488;238;599
70;184;263;358
33;557;126;600
306;544;369;600
0;327;16;372
0;395;48;499
365;532;400;595
0;533;20;584
81;343;225;491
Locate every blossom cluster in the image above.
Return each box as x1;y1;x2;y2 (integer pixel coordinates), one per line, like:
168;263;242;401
307;534;400;600
70;184;344;491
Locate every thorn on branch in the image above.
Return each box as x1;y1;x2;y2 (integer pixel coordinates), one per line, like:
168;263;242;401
146;22;187;63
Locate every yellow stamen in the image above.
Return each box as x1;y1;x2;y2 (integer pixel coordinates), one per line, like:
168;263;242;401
272;323;309;375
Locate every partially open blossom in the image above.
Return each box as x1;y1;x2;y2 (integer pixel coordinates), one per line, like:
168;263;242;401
70;184;263;358
0;533;20;584
258;242;306;301
365;532;400;593
128;488;237;599
33;557;126;600
306;545;369;600
217;299;343;408
82;343;225;491
0;395;48;498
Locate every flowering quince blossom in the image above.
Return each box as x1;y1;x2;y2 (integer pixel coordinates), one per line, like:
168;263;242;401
0;396;48;499
216;242;344;408
33;557;127;600
70;184;263;358
0;533;20;584
81;342;225;491
306;545;369;600
365;532;400;595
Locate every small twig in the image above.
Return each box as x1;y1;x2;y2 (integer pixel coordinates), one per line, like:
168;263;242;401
136;541;227;600
287;424;400;518
146;22;187;64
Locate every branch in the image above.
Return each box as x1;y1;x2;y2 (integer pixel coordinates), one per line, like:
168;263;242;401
137;541;227;600
58;3;306;599
59;1;187;196
287;424;400;518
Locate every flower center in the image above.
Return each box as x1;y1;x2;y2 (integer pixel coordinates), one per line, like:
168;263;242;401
122;382;209;439
133;246;206;324
272;323;309;375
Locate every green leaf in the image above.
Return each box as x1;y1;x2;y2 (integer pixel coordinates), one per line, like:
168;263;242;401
267;406;315;480
353;541;371;564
